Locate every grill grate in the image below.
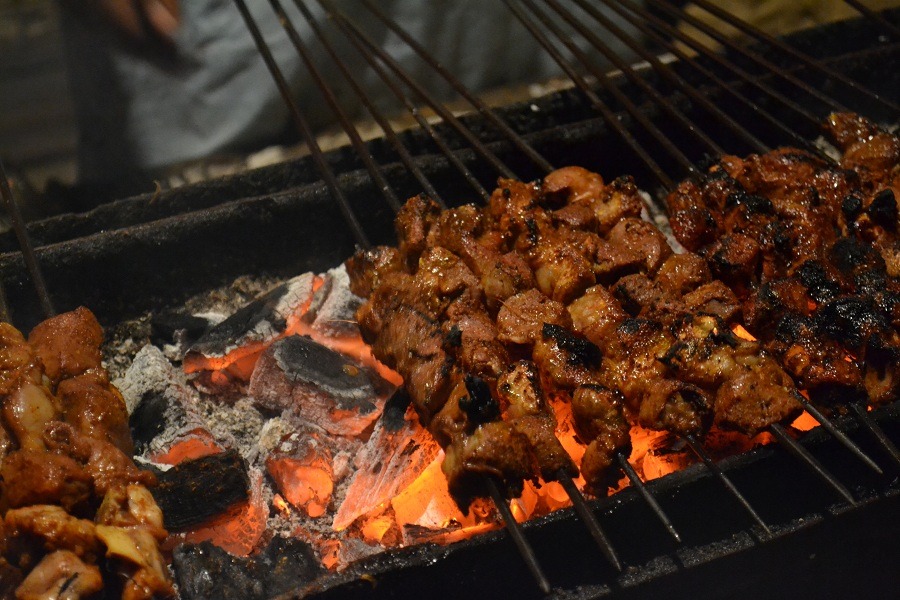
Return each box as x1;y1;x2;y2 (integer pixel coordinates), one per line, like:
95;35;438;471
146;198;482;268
224;1;900;593
0;2;898;597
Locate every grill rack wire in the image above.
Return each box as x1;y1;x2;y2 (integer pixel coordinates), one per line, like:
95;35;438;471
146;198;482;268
1;1;898;596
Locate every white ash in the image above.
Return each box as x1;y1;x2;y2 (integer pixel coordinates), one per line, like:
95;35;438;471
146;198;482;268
308;266;362;338
115;344;195;415
197;396;265;463
640;190;686;254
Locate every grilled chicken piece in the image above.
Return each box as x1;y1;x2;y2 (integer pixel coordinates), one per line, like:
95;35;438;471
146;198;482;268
568;284;628;353
4;504;101;561
607;218;673;276
533;324;602;391
825;112;900;186
571;385;631;493
497;361;576;481
0;323;42;395
2;383;60;452
57;372;133;456
395;193;442;267
496;289;571;345
28;307;104;388
13;550;103;600
655;253;712;296
345;245;405;298
1;449;93;513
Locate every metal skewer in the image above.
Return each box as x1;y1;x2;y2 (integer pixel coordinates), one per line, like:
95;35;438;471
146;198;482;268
0;159;55;319
768;423;857;506
795;396;883;475
850;403;900;469
486;478;553;595
615;453;682;543
683;434;771;535
557;471;623;571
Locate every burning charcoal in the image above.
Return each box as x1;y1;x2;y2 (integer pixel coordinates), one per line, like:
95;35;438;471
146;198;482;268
175;469;268;557
249;335;387;436
150;310;216;348
333;391;440;531
304;266;364;339
117;345;218;462
184;272;319;378
172;536;323;600
151;450;250;530
265;427;334;518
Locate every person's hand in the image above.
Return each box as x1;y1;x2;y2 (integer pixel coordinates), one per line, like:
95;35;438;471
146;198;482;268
83;0;181;45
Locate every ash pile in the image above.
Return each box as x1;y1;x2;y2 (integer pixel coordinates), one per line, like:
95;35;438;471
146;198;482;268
113;267;495;600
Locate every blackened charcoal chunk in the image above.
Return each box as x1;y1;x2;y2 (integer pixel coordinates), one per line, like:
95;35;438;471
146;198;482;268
151;310;213;347
174;542;264;600
249;335;389;436
152;451;250;530
129;390;172;454
187;273;316;362
173;537;324;600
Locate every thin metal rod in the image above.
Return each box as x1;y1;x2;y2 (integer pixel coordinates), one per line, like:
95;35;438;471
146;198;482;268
687;0;899;113
324;2;518;181
769;423;857;506
318;0;489;202
646;0;851;114
600;0;825;155
850;402;900;468
0;159;54;319
290;0;445;207
486;478;553;595
517;0;697;180
503;0;673;189
617;0;822;132
232;0;371;249
842;0;900;38
268;0;401;212
361;0;555;175
537;0;724;157
557;472;623;570
796;396;883;475
568;0;768;154
683;434;771;534
615;453;682;543
0;279;11;324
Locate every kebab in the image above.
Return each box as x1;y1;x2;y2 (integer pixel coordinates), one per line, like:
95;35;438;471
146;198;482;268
349;166;811;519
0;308;173;600
665;113;900;457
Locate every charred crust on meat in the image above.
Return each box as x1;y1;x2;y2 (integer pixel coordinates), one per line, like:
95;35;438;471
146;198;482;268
444;325;462;348
796;260;841;303
774;313;812;344
541;323;602;368
829;237;883;273
815;297;887;348
842;194;863;220
868;188;898;230
459;374;500;424
725;190;774;215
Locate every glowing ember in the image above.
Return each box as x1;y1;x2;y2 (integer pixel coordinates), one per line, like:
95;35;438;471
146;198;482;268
151;431;222;465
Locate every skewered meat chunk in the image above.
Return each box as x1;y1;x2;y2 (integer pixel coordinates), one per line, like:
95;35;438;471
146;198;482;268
344;245;405;298
607;218;673;276
655;253;712;296
0;324;42;395
0;309;171;599
496;289;571;345
571;385;631;493
396;193;441;267
497;361;576;481
28;307;104;387
533;324;601;391
13;550;103;600
1;449;93;513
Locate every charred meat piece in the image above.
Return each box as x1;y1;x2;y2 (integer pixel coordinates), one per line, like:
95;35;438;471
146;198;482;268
571;385;631;493
28;307;103;388
496;289;571;346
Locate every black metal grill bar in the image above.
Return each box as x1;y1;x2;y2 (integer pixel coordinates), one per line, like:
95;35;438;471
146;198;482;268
0;159;54;319
842;0;900;38
289;0;446;206
322;1;519;181
232;0;371;249
267;0;401;213
567;0;769;154
315;0;489;203
359;0;555;175
605;0;825;154
645;0;851;115
502;0;674;189
687;0;899;113
537;0;725;158
517;0;699;177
